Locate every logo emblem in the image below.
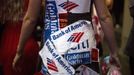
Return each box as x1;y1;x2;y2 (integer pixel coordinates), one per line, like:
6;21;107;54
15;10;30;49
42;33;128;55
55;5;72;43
47;58;58;72
59;1;79;11
67;32;84;43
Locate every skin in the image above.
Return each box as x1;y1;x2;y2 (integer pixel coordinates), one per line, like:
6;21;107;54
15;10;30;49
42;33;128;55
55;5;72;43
105;0;113;10
12;0;120;72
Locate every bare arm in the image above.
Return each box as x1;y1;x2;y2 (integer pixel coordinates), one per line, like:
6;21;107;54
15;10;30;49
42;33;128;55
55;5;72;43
105;0;113;10
17;0;41;53
93;0;117;56
93;0;121;69
12;0;42;70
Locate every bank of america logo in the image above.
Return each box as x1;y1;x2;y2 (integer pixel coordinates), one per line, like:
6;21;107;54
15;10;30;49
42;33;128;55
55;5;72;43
59;1;79;11
68;32;84;43
47;58;58;72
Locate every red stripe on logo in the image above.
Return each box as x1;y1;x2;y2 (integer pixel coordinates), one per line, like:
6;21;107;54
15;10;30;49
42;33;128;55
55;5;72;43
47;58;58;72
66;4;78;11
75;32;84;42
60;1;78;11
72;32;84;43
72;32;82;42
64;2;74;9
47;64;58;72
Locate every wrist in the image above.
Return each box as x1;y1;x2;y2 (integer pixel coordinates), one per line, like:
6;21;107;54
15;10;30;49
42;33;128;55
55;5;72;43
16;46;24;55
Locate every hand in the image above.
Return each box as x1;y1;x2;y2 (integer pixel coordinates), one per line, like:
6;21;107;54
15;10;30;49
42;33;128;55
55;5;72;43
109;54;121;69
12;51;23;72
107;65;122;75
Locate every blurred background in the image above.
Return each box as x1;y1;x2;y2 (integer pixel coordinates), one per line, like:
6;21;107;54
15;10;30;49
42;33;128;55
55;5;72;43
102;0;132;75
0;0;133;75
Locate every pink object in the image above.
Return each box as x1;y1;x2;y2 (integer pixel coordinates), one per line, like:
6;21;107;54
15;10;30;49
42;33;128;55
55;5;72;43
107;66;121;75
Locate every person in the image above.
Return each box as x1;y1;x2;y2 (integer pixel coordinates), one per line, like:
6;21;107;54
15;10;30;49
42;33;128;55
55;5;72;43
92;0;113;57
105;0;113;10
13;0;121;75
124;0;134;75
0;0;40;75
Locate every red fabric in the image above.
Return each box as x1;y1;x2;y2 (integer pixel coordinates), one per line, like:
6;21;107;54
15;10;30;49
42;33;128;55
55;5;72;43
23;0;29;14
0;21;39;75
34;72;43;75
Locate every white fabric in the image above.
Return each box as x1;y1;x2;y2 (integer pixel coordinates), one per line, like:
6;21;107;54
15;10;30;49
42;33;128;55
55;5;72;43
55;0;91;13
39;20;97;75
50;20;96;54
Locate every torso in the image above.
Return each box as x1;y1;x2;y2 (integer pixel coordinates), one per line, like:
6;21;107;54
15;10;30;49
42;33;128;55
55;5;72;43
44;0;93;40
41;0;100;75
